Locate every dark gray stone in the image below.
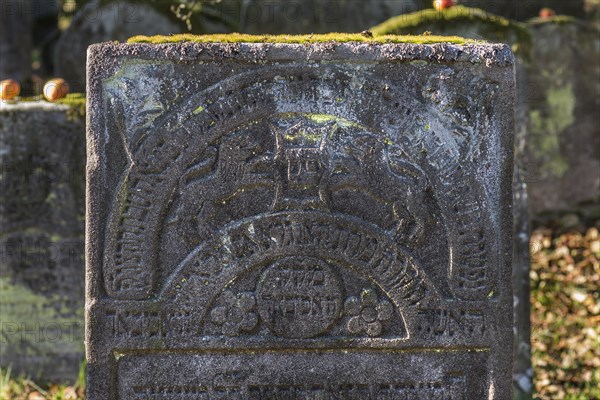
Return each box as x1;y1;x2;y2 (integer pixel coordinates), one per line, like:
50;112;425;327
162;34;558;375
512;168;533;400
512;58;534;400
374;14;599;395
86;40;515;399
0;101;86;383
373;9;534;394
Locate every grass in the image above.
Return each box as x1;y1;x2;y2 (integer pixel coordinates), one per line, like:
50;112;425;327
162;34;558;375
127;32;478;45
1;221;598;399
0;363;85;400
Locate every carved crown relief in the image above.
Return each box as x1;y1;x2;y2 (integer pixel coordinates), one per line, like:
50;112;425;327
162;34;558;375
166;114;432;254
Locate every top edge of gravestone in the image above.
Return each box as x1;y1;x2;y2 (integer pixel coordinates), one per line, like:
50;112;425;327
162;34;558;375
0;99;73;113
87;34;514;70
126;33;478;45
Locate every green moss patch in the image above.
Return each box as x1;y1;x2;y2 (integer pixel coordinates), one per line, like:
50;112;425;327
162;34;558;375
55;93;86;121
16;93;86;120
54;92;86;107
127;32;476;45
0;277;84;356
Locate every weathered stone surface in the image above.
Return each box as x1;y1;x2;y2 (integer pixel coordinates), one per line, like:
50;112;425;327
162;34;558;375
374;13;599;396
512;58;533;398
512;169;533;400
0;101;86;382
379;8;534;395
372;14;600;220
86;39;515;399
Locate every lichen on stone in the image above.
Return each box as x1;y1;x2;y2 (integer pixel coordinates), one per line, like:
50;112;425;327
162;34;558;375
529;84;575;179
0;277;84;356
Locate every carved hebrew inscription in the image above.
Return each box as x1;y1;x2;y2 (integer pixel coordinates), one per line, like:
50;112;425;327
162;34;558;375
256;257;343;338
116;352;488;399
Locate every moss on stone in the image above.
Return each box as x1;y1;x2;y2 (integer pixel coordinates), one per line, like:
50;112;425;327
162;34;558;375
56;93;86;121
54;93;86;108
371;6;530;55
0;277;84;357
13;93;86;121
127;32;476;45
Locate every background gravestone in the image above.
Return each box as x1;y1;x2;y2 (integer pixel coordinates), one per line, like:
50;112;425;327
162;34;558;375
526;19;600;218
512;49;534;400
54;0;183;91
0;101;86;382
86;37;514;399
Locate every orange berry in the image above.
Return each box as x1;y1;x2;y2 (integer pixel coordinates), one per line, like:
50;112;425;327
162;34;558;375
43;78;69;102
539;8;556;18
0;79;20;100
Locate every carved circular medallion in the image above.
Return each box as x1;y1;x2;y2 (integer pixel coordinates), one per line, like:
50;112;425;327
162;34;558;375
256;256;343;338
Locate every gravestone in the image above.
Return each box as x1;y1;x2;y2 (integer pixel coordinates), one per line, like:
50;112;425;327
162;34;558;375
526;19;600;218
0;101;86;382
86;37;515;399
512;56;534;400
